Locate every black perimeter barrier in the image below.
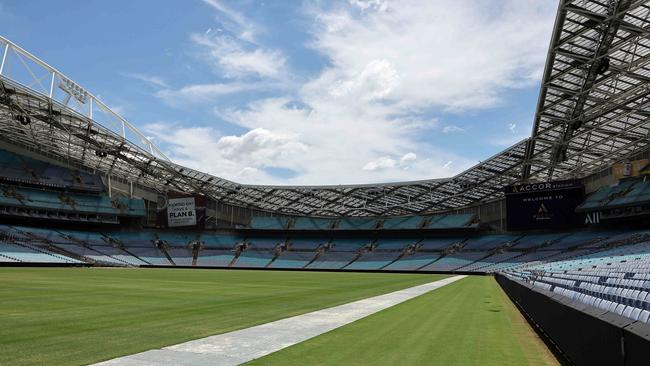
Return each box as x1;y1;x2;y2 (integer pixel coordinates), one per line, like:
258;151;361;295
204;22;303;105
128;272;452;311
495;274;650;366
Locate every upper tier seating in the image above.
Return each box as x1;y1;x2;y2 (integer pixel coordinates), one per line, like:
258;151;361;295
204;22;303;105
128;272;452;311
292;217;335;230
330;238;370;251
381;216;426;229
418;238;461;250
249;217;290;229
287;238;330;250
578;179;650;211
247;214;476;231
375;238;416;250
426;214;475;229
0;184;145;217
0;149;104;191
337;218;379;230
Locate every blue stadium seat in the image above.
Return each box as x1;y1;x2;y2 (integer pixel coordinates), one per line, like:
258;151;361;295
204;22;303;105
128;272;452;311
425;214;474;229
249;217;289;229
292;217;335;230
269;251;315;269
336;218;378;230
381;216;425;229
197;249;234;267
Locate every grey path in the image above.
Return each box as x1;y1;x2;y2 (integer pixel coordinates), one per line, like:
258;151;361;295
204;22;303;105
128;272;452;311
93;275;467;366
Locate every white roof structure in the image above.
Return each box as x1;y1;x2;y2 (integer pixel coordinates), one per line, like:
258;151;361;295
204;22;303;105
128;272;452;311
1;0;650;217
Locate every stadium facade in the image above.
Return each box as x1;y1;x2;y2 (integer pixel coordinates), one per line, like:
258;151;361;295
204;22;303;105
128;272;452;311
3;1;650;364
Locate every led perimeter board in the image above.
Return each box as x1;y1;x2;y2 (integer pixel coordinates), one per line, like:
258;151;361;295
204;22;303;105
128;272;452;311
505;180;585;231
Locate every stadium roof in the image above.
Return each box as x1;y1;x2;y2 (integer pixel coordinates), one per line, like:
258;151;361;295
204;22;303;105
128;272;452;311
1;0;650;217
523;0;650;181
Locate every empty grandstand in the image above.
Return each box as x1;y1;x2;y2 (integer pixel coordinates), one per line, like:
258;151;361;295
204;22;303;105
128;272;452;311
3;0;650;365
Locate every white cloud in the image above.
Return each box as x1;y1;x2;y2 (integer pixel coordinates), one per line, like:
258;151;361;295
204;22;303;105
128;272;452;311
508;122;517;134
201;0;258;42
349;0;389;12
218;97;471;184
145;124;308;184
191;33;286;79
363;152;417;171
400;152;417;164
309;0;555;111
216;128;308;167
122;73;168;88
152;0;554;184
442;125;465;134
363;156;396;171
328;59;399;101
155;82;274;105
145;123;269;183
150;95;472;184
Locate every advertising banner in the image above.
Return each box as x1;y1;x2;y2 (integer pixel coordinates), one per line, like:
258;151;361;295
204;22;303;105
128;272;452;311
167;197;196;227
612;159;649;179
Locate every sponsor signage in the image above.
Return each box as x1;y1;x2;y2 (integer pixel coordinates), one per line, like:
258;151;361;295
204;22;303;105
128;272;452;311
505;179;582;194
585;211;601;225
505;179;585;230
167;197;196;227
612;159;649;179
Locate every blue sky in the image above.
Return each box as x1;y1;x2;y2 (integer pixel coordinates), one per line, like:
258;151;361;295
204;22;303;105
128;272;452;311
0;0;558;185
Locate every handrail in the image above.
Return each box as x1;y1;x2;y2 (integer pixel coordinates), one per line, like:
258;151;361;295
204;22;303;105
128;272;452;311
0;35;169;161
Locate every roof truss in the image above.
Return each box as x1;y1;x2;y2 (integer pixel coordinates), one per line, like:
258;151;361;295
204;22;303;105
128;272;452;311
2;1;650;217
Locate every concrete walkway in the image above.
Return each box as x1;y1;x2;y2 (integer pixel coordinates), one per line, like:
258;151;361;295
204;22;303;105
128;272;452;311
94;275;466;366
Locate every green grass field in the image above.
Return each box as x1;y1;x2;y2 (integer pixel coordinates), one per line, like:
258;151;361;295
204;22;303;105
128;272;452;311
0;268;556;366
246;276;558;366
0;267;443;366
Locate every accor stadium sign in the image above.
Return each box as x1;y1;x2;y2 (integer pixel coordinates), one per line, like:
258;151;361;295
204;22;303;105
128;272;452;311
505;179;582;194
505;179;585;230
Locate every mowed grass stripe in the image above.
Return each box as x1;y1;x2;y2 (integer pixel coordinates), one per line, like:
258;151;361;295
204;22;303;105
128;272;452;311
0;267;444;366
246;276;558;366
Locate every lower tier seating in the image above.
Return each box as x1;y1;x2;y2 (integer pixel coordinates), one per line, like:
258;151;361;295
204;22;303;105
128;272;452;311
2;224;650;287
504;241;650;325
268;251;315;269
166;247;194;266
4;223;650;329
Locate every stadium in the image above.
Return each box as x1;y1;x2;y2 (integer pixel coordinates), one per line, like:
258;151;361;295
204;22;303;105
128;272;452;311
2;0;650;365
